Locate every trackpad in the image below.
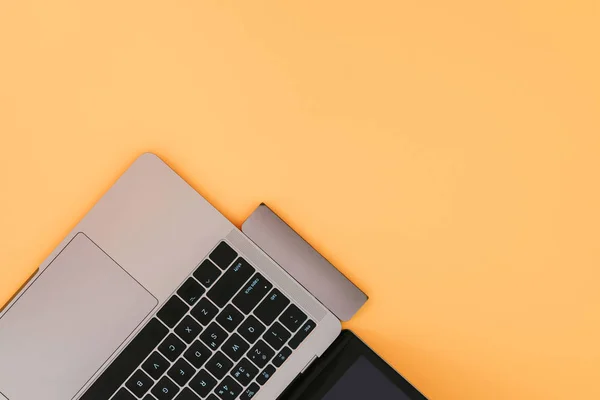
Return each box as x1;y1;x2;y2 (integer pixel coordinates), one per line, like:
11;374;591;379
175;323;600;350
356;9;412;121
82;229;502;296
0;233;157;400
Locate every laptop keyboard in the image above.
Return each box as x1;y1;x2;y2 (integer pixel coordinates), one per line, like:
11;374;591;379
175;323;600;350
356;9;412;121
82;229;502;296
80;241;317;400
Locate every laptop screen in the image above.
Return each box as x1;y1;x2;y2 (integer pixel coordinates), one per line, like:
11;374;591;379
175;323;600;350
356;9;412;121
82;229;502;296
320;355;413;400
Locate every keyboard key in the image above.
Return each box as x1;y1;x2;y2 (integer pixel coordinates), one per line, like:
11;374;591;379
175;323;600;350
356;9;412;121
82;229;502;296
193;259;222;288
247;340;275;369
191;297;219;325
206;351;234;379
113;388;136;400
263;322;291;350
256;365;276;385
273;347;292;367
126;369;154;398
200;322;228;350
239;383;260;400
157;297;189;328
209;242;238;269
207;395;219;400
278;304;307;333
222;333;250;361
184;340;212;368
214;376;242;400
254;289;290;326
189;369;217;398
237;316;266;344
232;273;272;314
144;395;158;400
216;305;244;332
80;318;168;400
174;316;202;344
158;334;186;362
142;351;170;380
174;387;200;400
177;278;205;306
151;376;180;400
231;358;258;386
207;258;255;307
288;320;316;349
167;358;196;386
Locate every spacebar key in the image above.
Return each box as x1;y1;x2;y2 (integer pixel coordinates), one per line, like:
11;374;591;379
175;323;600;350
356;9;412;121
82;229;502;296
80;318;168;400
208;257;255;307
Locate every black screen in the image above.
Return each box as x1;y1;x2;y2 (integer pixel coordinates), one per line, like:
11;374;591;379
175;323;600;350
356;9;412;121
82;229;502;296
320;355;412;400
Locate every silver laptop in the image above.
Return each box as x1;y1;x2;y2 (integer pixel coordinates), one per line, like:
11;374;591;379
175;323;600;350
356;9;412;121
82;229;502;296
0;153;364;400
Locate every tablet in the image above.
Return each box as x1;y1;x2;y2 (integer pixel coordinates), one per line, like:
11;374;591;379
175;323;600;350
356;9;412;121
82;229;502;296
279;330;427;400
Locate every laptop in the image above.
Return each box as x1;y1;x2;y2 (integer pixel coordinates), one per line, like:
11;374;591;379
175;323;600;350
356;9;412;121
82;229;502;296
0;153;357;400
1;153;428;400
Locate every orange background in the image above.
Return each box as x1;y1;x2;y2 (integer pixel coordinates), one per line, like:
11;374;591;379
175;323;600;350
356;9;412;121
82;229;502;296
1;1;599;398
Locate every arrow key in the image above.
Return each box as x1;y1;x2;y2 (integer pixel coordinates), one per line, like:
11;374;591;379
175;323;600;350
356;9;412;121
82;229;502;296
177;278;205;306
193;259;222;288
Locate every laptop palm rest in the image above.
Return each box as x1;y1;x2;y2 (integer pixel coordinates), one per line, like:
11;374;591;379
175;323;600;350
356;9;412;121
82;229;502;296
0;233;157;400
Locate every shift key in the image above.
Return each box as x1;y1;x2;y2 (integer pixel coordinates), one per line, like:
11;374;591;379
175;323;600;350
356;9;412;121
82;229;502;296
207;257;255;307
